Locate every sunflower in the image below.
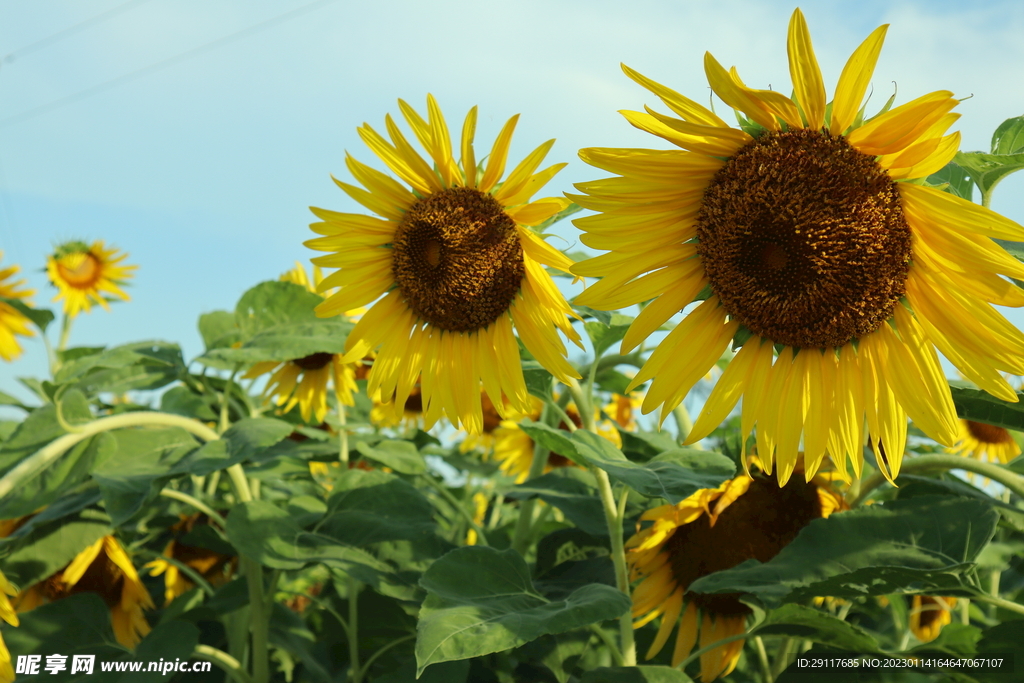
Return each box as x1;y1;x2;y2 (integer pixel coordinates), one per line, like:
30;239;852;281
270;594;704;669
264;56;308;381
627;460;845;680
0;253;34;363
46;240;136;317
15;536;153;648
465;491;490;546
492;401;622;482
947;420;1021;465
145;514;237;606
243;264;360;423
306;95;582;435
571;8;1024;486
460;392;524;454
0;570;18;683
909;595;956;643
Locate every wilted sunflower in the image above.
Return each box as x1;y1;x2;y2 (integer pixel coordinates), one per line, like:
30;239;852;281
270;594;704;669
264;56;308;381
145;514;237;606
571;8;1024;485
15;536;153;648
948;420;1021;465
243;264;360;423
46;240;136;317
0;570;18;683
0;253;34;363
909;595;956;643
627;461;845;679
306;95;582;434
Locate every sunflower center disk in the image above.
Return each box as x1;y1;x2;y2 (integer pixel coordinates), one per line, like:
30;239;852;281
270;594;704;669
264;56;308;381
293;352;334;370
392;187;525;332
665;476;823;616
58;253;102;289
966;420;1013;445
697;129;912;349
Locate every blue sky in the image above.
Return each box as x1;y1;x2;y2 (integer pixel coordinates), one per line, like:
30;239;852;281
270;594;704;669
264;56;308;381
2;0;1024;406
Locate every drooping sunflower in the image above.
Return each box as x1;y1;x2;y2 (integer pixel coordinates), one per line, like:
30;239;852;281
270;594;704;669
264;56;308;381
306;95;582;434
627;460;845;680
46;240;136;317
909;595;956;643
0;253;35;363
571;8;1024;485
243;264;360;423
144;514;237;606
15;536;154;648
0;569;18;683
947;420;1021;465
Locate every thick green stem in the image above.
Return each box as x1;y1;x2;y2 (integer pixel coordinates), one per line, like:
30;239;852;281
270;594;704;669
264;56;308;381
753;635;773;683
770;637;795;679
159;488;227;528
0;412;220;500
220;367;240;434
565;378;595;431
589;624;625;666
989;569;1002;619
594;467;636;666
337;396;349;465
348;576;362;683
226;466;268;683
672;403;695;445
194;645;254;683
57;312;73;353
850;454;1024;507
972;591;1024;617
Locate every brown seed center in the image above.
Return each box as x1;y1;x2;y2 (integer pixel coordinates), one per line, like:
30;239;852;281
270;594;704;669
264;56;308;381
966;420;1013;445
697;129;912;349
293;352;334;370
391;187;525;332
58;253;102;289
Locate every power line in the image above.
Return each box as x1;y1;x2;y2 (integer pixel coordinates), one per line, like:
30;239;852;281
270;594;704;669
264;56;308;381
2;0;155;64
0;0;341;128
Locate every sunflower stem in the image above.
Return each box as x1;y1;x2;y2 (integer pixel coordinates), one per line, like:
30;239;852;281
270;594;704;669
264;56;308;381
594;466;636;666
672;403;695;445
589;624;625;666
753;635;774;683
565;378;595;431
220;367;240;435
159;488;227;528
194;645;254;683
972;591;1024;618
57;312;73;353
347;576;362;683
849;455;1024;507
989;569;1002;619
225;465;269;683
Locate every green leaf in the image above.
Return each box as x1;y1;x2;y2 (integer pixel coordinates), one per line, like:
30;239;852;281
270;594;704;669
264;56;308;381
159;385;218;421
507;470;608;536
117;620;201;683
2;593;125;662
0;401;93;478
580;667;693;683
991;115;1024;155
319;470;437;546
952;149;1024;199
54;341;186;395
198;309;241;350
268;603;333;683
0;389;29;410
570;431;735;503
950;382;1024;432
688;496;998;608
0;508;111;587
517;420;586;466
584;313;634;357
535;202;583;232
355;439;426;474
90;427;200;525
617;429;680;462
756;604;879;652
908;623;981;656
0;296;54;333
173;417;291;476
523;361;554;400
975;620;1024;683
594;368;635;396
415;546;631;675
236;280;324;336
202;319;353;366
928;161;975;201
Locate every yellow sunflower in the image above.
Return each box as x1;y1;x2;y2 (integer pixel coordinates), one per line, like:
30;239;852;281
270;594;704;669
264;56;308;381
909;595;956;643
306;95;582;435
460;392;524;454
627;460;845;680
46;240;136;317
947;420;1021;465
571;8;1024;486
145;514;237;606
0;252;34;363
0;570;18;683
15;536;154;648
243;264;360;423
465;491;490;546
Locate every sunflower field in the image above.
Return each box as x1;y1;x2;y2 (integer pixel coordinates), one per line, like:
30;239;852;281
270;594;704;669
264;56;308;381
5;8;1024;683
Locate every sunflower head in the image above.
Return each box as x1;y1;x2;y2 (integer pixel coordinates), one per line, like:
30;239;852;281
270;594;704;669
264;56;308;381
948;419;1021;465
145;514;237;606
46;240;136;317
909;595;956;643
572;7;1024;487
0;252;35;363
626;460;845;679
306;95;583;435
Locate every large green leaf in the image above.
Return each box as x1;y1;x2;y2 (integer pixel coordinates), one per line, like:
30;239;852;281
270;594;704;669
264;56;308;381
415;546;631;675
318;470;437;546
522;362;555;400
584;313;633;357
974;620;1024;683
570;431;735;503
506;470;608;536
0;399;93;477
0;507;111;588
355;439;426;474
953;149;1024;199
173;417;291;475
2;593;125;670
688;496;998;608
580;667;693;683
90;427;199;525
198;309;241;350
756;604;879;652
517;420;585;466
950;383;1024;432
53;341;186;394
928;161;975;201
203;319;354;366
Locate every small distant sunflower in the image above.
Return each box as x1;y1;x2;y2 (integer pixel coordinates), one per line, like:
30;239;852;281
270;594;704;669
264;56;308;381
627;461;845;679
46;240;136;317
460;392;522;454
145;514;237;606
243;264;360;423
0;253;34;362
15;536;153;648
909;595;956;643
572;8;1024;485
307;95;582;435
370;383;425;429
0;570;18;683
947;420;1021;465
605;393;643;431
492;402;622;482
465;492;490;546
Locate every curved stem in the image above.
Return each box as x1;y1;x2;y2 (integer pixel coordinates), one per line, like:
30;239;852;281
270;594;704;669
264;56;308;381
589;624;624;666
850;454;1024;507
972;592;1024;617
565;377;595;431
159;488;228;528
672;403;694;445
194;645;254;683
348;576;362;683
0;412;220;500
